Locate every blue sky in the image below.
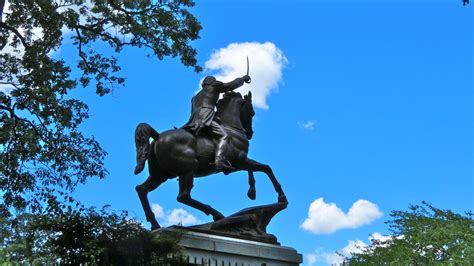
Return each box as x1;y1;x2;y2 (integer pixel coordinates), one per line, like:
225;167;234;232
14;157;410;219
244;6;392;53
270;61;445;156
57;0;473;265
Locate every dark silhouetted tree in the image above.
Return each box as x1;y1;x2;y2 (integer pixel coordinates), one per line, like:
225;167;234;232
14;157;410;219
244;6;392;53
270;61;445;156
0;207;187;264
0;0;201;216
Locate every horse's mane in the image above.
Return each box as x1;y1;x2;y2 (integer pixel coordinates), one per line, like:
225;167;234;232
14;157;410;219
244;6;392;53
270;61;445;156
222;91;242;100
216;92;242;115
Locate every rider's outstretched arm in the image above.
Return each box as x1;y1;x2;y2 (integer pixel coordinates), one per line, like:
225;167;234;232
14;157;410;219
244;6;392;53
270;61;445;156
216;75;250;93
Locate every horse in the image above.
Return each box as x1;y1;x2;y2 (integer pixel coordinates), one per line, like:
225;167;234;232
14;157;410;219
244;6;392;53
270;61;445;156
134;91;287;230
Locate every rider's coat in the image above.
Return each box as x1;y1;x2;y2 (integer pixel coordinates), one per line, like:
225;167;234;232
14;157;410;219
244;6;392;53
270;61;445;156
183;77;246;135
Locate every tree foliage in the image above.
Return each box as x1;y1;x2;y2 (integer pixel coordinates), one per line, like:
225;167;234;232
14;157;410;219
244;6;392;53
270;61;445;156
347;202;474;265
0;207;186;264
0;0;201;216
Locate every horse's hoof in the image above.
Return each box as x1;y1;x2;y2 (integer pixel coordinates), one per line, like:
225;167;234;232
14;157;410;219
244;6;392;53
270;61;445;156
247;189;256;200
213;213;225;221
151;223;161;231
278;195;288;204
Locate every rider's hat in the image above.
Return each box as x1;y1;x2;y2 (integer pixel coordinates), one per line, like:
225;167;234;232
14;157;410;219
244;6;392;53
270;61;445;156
202;76;216;85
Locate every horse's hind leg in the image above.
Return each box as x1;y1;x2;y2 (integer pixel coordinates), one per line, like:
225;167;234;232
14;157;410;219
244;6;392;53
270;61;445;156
177;173;225;221
136;175;166;230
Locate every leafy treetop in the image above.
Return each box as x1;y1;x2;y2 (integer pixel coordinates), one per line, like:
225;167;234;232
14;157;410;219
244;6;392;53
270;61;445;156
0;0;202;216
347;202;474;264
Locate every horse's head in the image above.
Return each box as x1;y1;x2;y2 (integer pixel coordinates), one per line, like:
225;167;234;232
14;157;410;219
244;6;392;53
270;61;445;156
241;91;255;140
216;91;255;139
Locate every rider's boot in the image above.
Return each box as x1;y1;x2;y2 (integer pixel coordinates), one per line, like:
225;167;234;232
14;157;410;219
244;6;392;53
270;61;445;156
215;136;234;174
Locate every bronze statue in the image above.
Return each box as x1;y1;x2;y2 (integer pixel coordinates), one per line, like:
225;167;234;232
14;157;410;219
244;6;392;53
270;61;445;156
182;75;250;172
134;74;287;231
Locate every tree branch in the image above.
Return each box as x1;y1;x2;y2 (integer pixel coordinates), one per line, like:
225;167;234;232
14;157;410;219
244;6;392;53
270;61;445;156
75;24;122;48
0;81;20;90
27;109;50;136
107;0;157;16
0;103;54;148
1;104;32;125
0;21;29;49
74;28;90;69
0;0;5;23
54;1;75;9
74;28;117;92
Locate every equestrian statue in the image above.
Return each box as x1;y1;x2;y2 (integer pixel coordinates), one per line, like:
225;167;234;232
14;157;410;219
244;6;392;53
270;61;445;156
134;61;287;230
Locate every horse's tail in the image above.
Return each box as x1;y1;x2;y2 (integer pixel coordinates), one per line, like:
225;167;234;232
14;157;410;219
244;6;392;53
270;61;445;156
134;123;160;175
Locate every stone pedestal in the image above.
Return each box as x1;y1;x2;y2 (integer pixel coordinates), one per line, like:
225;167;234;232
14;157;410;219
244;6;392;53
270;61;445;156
165;228;302;266
155;202;301;265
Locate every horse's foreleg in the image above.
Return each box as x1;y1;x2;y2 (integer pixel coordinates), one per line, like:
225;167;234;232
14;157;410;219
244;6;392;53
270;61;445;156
238;159;287;204
136;176;166;230
247;171;256;200
177;173;225;221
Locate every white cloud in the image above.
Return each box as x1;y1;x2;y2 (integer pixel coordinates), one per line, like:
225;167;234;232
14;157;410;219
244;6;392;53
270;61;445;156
151;203;199;227
151;203;164;219
341;239;367;256
307;239;367;266
301;198;383;234
306;232;395;265
307;254;317;265
370;232;392;243
205;41;287;110
321;252;345;265
166;208;199;226
306;251;344;266
298;120;316;130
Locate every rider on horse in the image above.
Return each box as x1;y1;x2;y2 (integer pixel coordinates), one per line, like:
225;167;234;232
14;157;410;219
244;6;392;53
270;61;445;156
182;75;251;172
